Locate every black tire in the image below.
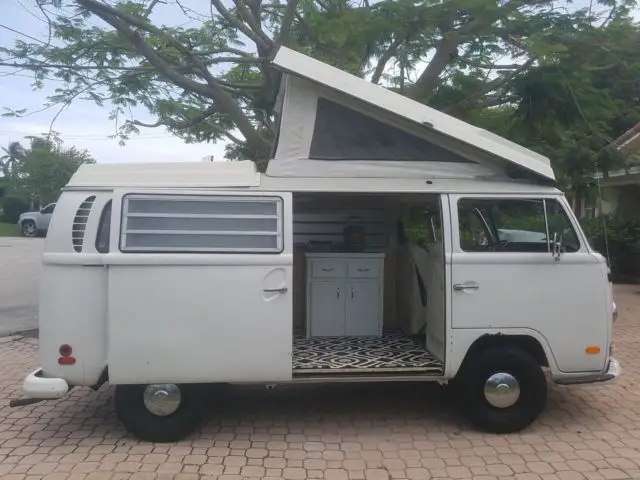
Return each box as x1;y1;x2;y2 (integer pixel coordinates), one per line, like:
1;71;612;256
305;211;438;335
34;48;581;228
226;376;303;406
21;220;37;237
458;346;547;433
114;383;210;442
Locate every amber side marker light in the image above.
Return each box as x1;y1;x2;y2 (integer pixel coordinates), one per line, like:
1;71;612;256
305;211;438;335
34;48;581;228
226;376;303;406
58;344;76;365
585;346;601;355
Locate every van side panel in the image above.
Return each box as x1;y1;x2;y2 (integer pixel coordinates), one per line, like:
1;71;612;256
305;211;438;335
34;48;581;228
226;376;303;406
39;193;111;386
105;190;294;385
39;265;107;385
106;261;293;384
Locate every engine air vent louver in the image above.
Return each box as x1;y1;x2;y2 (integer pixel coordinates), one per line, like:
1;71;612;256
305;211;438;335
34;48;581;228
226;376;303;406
72;196;96;252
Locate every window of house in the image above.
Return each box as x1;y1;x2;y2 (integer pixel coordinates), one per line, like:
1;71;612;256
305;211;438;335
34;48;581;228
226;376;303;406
120;194;283;253
309;98;473;163
457;198;579;253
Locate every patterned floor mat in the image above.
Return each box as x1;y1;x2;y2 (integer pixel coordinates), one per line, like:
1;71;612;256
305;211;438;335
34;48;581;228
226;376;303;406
292;329;443;374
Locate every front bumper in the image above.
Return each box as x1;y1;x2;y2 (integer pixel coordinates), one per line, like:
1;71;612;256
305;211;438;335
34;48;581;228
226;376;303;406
553;356;621;386
22;368;69;399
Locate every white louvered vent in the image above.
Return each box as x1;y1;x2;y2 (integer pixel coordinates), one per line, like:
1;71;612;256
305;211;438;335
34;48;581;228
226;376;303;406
72;196;96;252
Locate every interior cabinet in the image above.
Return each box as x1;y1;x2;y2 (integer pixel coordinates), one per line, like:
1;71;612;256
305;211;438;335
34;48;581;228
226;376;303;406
306;253;385;337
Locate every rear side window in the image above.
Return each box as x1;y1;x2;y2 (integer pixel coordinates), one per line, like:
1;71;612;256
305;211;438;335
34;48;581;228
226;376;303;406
119;194;283;253
95;201;112;254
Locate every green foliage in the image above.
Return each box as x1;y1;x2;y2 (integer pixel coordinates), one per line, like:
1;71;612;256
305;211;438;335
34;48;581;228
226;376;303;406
0;137;95;209
581;213;640;282
20;137;95;205
1;196;30;223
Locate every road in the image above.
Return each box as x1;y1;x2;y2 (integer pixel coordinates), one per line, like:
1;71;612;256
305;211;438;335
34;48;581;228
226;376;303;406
0;237;43;337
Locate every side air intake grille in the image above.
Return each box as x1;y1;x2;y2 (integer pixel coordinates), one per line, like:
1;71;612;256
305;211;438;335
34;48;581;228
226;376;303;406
72;196;96;252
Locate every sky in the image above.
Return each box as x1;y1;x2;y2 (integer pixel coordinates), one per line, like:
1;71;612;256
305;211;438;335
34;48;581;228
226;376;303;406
0;0;228;164
0;0;638;165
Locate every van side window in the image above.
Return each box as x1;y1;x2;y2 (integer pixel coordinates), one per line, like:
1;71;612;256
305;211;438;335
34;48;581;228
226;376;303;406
120;194;283;253
96;201;112;254
458;198;550;253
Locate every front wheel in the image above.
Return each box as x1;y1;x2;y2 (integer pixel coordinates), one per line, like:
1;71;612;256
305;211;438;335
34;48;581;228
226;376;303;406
114;383;210;442
21;220;37;237
458;346;547;433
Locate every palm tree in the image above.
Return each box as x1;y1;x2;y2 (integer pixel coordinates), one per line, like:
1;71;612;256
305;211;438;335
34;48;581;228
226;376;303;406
0;141;26;179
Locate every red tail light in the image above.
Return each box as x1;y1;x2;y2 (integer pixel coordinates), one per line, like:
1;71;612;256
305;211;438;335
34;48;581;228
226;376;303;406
58;344;76;365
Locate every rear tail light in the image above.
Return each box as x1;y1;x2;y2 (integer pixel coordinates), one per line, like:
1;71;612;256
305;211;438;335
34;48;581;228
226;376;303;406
58;344;76;365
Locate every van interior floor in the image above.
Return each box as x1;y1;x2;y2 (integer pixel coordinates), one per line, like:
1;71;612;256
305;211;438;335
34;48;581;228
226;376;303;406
292;329;443;376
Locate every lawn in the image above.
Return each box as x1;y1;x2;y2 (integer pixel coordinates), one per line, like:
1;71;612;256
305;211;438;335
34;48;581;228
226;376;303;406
0;222;20;237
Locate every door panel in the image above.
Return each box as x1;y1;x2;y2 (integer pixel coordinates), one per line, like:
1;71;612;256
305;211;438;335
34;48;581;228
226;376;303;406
449;194;609;373
106;190;294;384
345;281;380;336
309;281;345;336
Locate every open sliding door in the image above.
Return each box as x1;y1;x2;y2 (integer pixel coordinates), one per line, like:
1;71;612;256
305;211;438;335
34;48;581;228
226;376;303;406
424;194;450;364
105;189;294;384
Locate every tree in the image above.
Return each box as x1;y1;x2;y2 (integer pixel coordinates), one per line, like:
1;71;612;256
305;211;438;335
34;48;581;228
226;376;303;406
1;141;26;179
20;137;95;205
0;0;638;176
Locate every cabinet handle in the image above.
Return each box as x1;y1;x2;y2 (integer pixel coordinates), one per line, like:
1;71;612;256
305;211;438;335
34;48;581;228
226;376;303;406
351;288;354;298
322;268;334;272
336;288;340;299
357;268;370;272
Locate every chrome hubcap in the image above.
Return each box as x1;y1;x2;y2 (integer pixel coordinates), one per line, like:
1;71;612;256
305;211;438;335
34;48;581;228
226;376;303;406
484;372;520;408
143;384;181;416
23;224;36;236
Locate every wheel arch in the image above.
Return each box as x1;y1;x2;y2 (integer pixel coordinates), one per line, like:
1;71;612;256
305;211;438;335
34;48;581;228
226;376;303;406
449;329;557;379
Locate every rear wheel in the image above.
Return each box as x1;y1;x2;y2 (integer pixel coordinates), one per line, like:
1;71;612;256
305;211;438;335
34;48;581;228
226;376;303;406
114;383;210;442
457;346;547;433
21;220;37;237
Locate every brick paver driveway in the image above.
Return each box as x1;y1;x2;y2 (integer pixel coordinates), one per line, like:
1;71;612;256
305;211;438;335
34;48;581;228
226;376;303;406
1;285;639;480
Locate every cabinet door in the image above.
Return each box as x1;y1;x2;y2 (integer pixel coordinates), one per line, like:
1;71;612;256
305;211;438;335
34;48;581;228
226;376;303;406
346;281;381;336
309;281;346;336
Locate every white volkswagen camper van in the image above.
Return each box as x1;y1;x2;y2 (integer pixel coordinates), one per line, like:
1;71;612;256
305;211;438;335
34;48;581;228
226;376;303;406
13;47;620;442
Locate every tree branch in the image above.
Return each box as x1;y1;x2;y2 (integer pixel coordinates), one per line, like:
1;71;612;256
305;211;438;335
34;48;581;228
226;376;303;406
445;59;534;113
371;36;403;84
408;36;459;99
274;0;299;49
75;0;270;156
210;0;273;51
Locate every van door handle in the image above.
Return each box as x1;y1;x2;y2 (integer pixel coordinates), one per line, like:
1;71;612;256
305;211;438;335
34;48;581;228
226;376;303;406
263;287;288;294
453;283;479;291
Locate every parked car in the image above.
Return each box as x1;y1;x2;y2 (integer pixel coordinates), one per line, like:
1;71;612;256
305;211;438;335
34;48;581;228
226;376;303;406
18;203;56;237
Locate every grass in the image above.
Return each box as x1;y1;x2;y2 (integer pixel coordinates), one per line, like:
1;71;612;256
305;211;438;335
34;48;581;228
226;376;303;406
0;222;20;237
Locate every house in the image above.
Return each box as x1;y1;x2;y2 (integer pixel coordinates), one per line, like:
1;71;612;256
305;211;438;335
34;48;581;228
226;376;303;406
576;122;640;218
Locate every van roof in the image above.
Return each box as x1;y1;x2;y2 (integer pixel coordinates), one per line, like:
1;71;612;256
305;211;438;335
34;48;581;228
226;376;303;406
66;161;562;195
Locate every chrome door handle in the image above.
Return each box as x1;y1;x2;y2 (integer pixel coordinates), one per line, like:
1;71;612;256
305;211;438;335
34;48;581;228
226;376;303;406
263;287;288;294
453;283;479;291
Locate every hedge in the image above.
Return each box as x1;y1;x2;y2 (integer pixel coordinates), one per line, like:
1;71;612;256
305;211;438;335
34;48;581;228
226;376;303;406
580;213;640;283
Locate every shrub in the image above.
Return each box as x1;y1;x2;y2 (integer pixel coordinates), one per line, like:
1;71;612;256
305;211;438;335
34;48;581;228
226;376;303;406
580;213;640;282
0;195;30;223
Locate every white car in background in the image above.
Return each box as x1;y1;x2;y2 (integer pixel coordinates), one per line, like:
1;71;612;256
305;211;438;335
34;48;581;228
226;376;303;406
18;203;56;237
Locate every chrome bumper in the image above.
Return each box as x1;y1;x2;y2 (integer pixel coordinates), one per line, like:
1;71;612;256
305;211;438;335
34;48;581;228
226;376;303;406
553;357;621;386
22;368;69;399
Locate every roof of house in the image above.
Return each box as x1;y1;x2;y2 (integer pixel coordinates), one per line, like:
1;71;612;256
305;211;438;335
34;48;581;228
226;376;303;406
611;122;640;153
271;46;556;181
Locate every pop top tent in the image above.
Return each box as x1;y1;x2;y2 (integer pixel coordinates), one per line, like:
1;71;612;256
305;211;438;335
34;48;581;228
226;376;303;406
266;47;555;183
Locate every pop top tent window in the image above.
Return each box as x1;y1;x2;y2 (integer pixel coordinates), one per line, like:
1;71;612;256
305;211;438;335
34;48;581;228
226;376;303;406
266;47;555;183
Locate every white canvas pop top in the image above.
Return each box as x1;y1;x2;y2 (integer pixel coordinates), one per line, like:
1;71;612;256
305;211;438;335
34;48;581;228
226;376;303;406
13;47;619;443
